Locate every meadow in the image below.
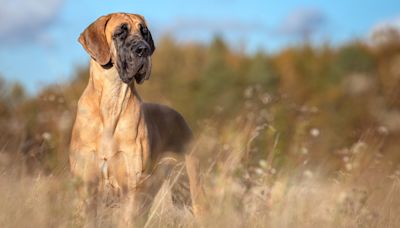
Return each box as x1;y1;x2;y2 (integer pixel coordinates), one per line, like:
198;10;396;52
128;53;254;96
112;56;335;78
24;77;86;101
0;29;400;227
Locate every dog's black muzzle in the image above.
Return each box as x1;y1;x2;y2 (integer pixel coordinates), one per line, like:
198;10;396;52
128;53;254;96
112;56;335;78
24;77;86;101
113;33;151;84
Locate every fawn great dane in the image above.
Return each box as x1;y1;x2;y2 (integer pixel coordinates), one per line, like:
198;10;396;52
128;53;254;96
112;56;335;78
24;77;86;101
69;13;206;226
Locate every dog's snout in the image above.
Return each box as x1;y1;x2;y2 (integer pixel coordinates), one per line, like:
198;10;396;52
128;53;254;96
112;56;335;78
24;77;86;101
134;43;149;57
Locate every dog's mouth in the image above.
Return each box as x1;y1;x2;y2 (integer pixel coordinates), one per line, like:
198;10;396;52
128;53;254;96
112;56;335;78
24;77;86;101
120;60;149;84
133;64;146;84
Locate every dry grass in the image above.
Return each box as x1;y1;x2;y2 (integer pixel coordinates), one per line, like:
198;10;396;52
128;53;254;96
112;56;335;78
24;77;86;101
0;114;399;228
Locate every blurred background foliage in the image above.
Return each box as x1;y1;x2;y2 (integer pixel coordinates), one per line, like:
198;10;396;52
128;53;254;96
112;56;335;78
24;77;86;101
0;28;400;176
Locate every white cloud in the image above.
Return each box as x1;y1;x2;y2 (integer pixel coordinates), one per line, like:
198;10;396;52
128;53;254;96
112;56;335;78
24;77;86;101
0;0;64;43
276;8;327;39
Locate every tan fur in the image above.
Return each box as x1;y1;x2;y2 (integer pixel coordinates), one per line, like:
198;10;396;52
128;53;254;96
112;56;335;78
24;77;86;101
70;13;207;226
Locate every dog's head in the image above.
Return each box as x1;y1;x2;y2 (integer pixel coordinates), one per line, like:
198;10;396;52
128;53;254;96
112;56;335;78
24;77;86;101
78;13;155;84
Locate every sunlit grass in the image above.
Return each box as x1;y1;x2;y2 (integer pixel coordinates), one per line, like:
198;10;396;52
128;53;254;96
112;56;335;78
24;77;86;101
0;105;399;227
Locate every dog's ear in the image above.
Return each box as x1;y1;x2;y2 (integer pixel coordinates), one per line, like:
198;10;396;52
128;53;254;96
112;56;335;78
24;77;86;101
78;15;111;66
146;28;155;55
140;22;155;55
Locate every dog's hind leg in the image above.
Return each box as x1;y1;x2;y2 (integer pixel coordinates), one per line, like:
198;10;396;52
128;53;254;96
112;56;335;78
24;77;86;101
169;161;192;210
138;154;185;226
184;154;209;218
168;154;208;219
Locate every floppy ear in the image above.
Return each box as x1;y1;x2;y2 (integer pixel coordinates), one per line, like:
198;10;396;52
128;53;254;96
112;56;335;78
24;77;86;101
78;15;111;66
146;28;155;55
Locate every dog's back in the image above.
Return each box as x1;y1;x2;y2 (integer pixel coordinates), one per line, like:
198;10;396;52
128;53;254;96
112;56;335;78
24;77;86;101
143;103;193;159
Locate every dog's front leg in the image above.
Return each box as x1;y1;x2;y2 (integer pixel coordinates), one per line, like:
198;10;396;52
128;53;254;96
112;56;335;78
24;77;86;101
114;151;143;227
118;192;135;228
70;149;100;227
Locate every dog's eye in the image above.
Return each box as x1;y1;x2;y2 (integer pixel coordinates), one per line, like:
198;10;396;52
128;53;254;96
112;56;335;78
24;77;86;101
120;23;128;31
113;23;129;38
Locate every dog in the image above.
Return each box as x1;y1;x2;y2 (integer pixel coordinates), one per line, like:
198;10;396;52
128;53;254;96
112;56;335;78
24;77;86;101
69;13;207;226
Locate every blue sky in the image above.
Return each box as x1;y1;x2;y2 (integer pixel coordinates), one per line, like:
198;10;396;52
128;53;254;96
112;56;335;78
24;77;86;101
0;0;399;93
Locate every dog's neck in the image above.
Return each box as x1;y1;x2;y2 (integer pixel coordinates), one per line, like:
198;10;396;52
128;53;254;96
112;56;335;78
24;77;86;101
86;60;147;180
90;59;142;125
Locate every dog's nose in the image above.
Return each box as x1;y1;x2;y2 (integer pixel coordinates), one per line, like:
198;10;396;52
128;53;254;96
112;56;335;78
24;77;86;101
134;44;149;57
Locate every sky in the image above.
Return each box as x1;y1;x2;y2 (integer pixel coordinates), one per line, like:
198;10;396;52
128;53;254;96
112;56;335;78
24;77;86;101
0;0;399;93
